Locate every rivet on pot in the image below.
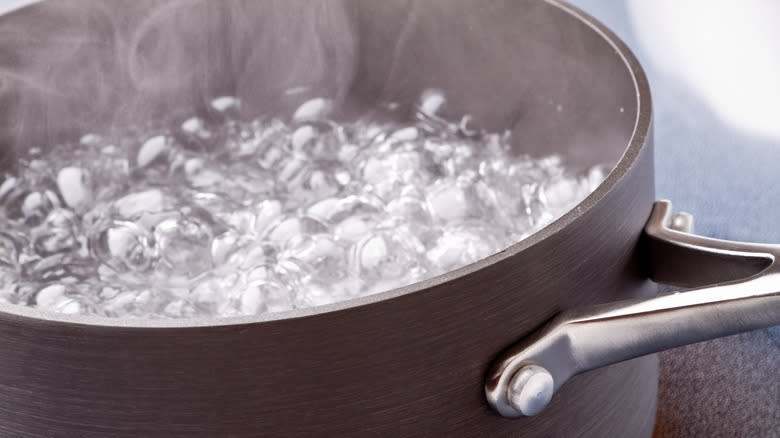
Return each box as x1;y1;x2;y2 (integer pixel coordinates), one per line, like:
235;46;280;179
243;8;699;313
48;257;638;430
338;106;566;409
506;364;554;417
670;212;694;234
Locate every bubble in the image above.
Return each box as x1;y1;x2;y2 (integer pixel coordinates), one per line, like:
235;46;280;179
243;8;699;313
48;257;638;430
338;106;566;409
181;117;211;138
334;169;351;186
539;176;588;212
153;215;215;278
425;179;483;224
34;284;67;308
386;193;430;225
457;115;479;137
240;279;293;314
56;167;93;211
33;283;85;314
253;199;284;235
360;147;437;200
275;157;313;203
277;158;341;206
238;263;300;313
306;197;341;223
251;118;289;154
181;117;204;135
282;234;345;282
79;133;103;147
359;156;393;186
294;280;339;307
217;209;256;235
162;298;197;318
226;165;275;199
21;254;68;282
585;165;608;191
257;141;287;170
0;176;18;201
32;208;81;256
264;215;327;249
333;215;376;243
97;285;121;301
91;221;156;273
292;98;333;122
92;153;130;189
307;195;381;225
291;125;317;152
189;277;223;314
190;192;238;212
21;191;57;226
100;288;152;318
210;96;241;113
426;224;502;273
191;273;241;316
337;142;361;163
389;126;419;142
184;158;223;189
210;230;244;266
391;223;428;257
231;242;279;271
349;232;418;285
419;89;446;116
137;135;170;168
113;189;166;219
175;117;215;153
519;183;555;229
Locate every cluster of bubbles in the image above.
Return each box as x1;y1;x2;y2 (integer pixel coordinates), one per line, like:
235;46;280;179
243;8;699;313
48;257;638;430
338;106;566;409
0;91;607;318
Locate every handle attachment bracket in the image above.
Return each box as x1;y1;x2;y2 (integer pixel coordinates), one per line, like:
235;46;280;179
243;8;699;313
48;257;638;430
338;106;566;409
485;200;780;418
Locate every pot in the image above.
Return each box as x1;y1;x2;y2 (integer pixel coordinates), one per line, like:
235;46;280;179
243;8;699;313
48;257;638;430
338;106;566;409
0;1;776;437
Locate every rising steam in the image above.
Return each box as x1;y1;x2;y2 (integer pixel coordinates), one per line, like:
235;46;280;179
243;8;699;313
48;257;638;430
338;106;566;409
0;0;359;169
0;0;636;173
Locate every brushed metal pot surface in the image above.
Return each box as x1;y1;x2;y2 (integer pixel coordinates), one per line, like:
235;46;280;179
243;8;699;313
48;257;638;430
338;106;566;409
0;1;658;436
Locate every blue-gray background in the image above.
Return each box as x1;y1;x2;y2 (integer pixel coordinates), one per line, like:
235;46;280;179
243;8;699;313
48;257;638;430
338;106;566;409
1;0;777;436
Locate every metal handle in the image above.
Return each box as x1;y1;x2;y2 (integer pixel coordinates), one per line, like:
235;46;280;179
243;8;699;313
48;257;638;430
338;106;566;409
485;200;780;418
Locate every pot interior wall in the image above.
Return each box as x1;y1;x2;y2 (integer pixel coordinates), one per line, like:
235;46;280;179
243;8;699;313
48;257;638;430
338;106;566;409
0;0;637;173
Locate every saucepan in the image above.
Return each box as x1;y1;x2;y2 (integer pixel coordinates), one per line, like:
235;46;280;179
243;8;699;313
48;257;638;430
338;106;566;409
0;0;777;436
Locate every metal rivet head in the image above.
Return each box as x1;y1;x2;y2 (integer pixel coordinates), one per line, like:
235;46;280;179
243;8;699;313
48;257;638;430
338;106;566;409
506;365;554;416
670;212;694;234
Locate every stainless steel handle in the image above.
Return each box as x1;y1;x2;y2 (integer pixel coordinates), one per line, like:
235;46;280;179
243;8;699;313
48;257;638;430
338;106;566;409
485;200;780;418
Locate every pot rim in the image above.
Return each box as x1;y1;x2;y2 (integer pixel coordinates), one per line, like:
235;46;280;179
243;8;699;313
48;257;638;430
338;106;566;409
0;0;652;328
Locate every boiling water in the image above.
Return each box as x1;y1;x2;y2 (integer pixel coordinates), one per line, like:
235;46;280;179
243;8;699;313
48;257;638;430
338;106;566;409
0;92;606;318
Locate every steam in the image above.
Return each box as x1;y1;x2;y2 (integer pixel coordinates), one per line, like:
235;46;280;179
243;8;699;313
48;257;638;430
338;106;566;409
0;0;637;173
0;0;358;169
